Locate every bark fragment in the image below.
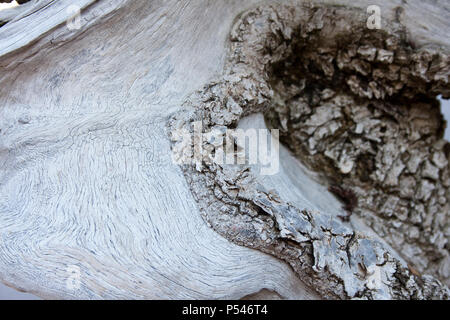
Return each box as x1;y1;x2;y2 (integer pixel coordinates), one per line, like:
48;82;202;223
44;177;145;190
169;4;450;299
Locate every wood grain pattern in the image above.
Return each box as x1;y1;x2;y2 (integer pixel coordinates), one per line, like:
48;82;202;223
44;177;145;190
0;0;448;299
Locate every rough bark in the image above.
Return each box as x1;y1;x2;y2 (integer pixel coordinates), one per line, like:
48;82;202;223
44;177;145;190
0;0;449;299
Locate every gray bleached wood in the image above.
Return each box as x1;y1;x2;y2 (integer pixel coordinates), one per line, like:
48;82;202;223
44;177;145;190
0;0;319;300
0;0;449;299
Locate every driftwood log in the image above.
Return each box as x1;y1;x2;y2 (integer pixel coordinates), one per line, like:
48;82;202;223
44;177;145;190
0;0;449;299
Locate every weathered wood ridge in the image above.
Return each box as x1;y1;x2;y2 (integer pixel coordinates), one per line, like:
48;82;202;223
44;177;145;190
0;0;449;299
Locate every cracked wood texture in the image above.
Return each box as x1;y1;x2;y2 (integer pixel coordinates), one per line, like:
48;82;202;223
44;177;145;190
0;0;449;299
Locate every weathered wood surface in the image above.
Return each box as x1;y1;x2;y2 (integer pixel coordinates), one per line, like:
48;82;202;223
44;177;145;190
0;0;448;299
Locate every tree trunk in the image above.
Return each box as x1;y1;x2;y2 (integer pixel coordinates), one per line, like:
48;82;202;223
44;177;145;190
0;0;448;299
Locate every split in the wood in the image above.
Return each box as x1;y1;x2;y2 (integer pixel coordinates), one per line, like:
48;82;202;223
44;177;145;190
169;3;450;299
